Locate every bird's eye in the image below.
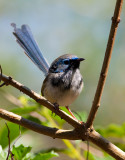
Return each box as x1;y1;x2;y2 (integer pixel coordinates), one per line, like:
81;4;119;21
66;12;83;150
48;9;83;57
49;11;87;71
63;59;70;65
53;64;57;69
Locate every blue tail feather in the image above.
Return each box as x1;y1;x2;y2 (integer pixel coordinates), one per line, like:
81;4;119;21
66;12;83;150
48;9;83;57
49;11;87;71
11;23;49;76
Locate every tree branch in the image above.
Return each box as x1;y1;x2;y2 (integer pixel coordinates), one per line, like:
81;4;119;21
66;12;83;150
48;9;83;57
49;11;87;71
0;109;81;140
89;130;125;160
86;0;123;128
0;108;125;160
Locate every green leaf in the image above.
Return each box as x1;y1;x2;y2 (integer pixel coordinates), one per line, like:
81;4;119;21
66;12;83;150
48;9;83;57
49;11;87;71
11;106;38;115
12;144;32;160
31;151;58;160
0;122;26;149
0;145;7;160
0;115;45;149
73;111;87;122
19;95;39;106
39;107;65;127
19;95;30;106
55;107;87;123
23;152;34;160
84;151;114;160
48;109;65;126
96;123;125;138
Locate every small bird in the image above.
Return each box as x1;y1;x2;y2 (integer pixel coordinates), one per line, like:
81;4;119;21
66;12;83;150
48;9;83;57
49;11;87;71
11;23;85;119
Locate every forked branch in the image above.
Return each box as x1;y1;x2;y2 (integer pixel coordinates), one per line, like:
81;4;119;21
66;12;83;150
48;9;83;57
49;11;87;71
0;108;125;159
0;0;124;159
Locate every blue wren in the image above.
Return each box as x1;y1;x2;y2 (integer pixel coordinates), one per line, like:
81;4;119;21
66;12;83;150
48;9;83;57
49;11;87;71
11;23;85;119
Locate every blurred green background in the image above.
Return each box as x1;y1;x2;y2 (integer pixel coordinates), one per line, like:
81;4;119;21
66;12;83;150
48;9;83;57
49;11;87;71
0;0;125;158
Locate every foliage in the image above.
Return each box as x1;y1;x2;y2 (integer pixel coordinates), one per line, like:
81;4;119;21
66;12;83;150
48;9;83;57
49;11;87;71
0;146;7;160
96;123;125;151
84;151;114;160
0;145;58;160
96;123;125;138
0;95;124;159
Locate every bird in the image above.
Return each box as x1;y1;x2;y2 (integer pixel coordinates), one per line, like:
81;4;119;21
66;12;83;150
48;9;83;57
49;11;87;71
11;23;85;119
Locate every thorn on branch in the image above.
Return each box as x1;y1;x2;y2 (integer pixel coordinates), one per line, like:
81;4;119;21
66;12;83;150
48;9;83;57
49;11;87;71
100;72;107;78
96;104;100;109
111;17;121;26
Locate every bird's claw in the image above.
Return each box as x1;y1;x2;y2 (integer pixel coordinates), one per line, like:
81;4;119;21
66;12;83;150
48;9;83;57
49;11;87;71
53;103;59;110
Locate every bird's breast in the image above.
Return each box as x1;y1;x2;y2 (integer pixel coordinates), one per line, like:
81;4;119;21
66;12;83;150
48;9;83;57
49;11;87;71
42;69;83;106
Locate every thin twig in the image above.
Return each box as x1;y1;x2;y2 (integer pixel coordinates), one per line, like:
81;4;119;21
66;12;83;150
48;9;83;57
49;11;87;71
86;0;123;128
0;65;6;87
5;122;11;160
0;65;2;83
6;123;22;160
0;109;125;159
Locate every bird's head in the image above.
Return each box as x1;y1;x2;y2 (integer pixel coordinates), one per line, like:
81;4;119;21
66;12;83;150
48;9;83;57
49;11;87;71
49;54;85;73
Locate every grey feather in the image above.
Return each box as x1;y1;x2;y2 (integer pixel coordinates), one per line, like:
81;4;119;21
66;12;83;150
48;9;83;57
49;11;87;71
11;23;49;75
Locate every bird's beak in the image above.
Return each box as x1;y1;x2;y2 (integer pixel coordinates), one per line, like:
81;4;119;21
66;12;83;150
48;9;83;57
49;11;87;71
77;58;85;62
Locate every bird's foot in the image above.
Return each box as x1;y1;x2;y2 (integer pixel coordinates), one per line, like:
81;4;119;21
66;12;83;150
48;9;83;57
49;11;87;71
66;106;85;124
53;103;59;110
66;106;77;120
51;103;59;117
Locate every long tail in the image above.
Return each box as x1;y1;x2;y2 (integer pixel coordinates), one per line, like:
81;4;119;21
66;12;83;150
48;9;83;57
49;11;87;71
11;23;49;76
